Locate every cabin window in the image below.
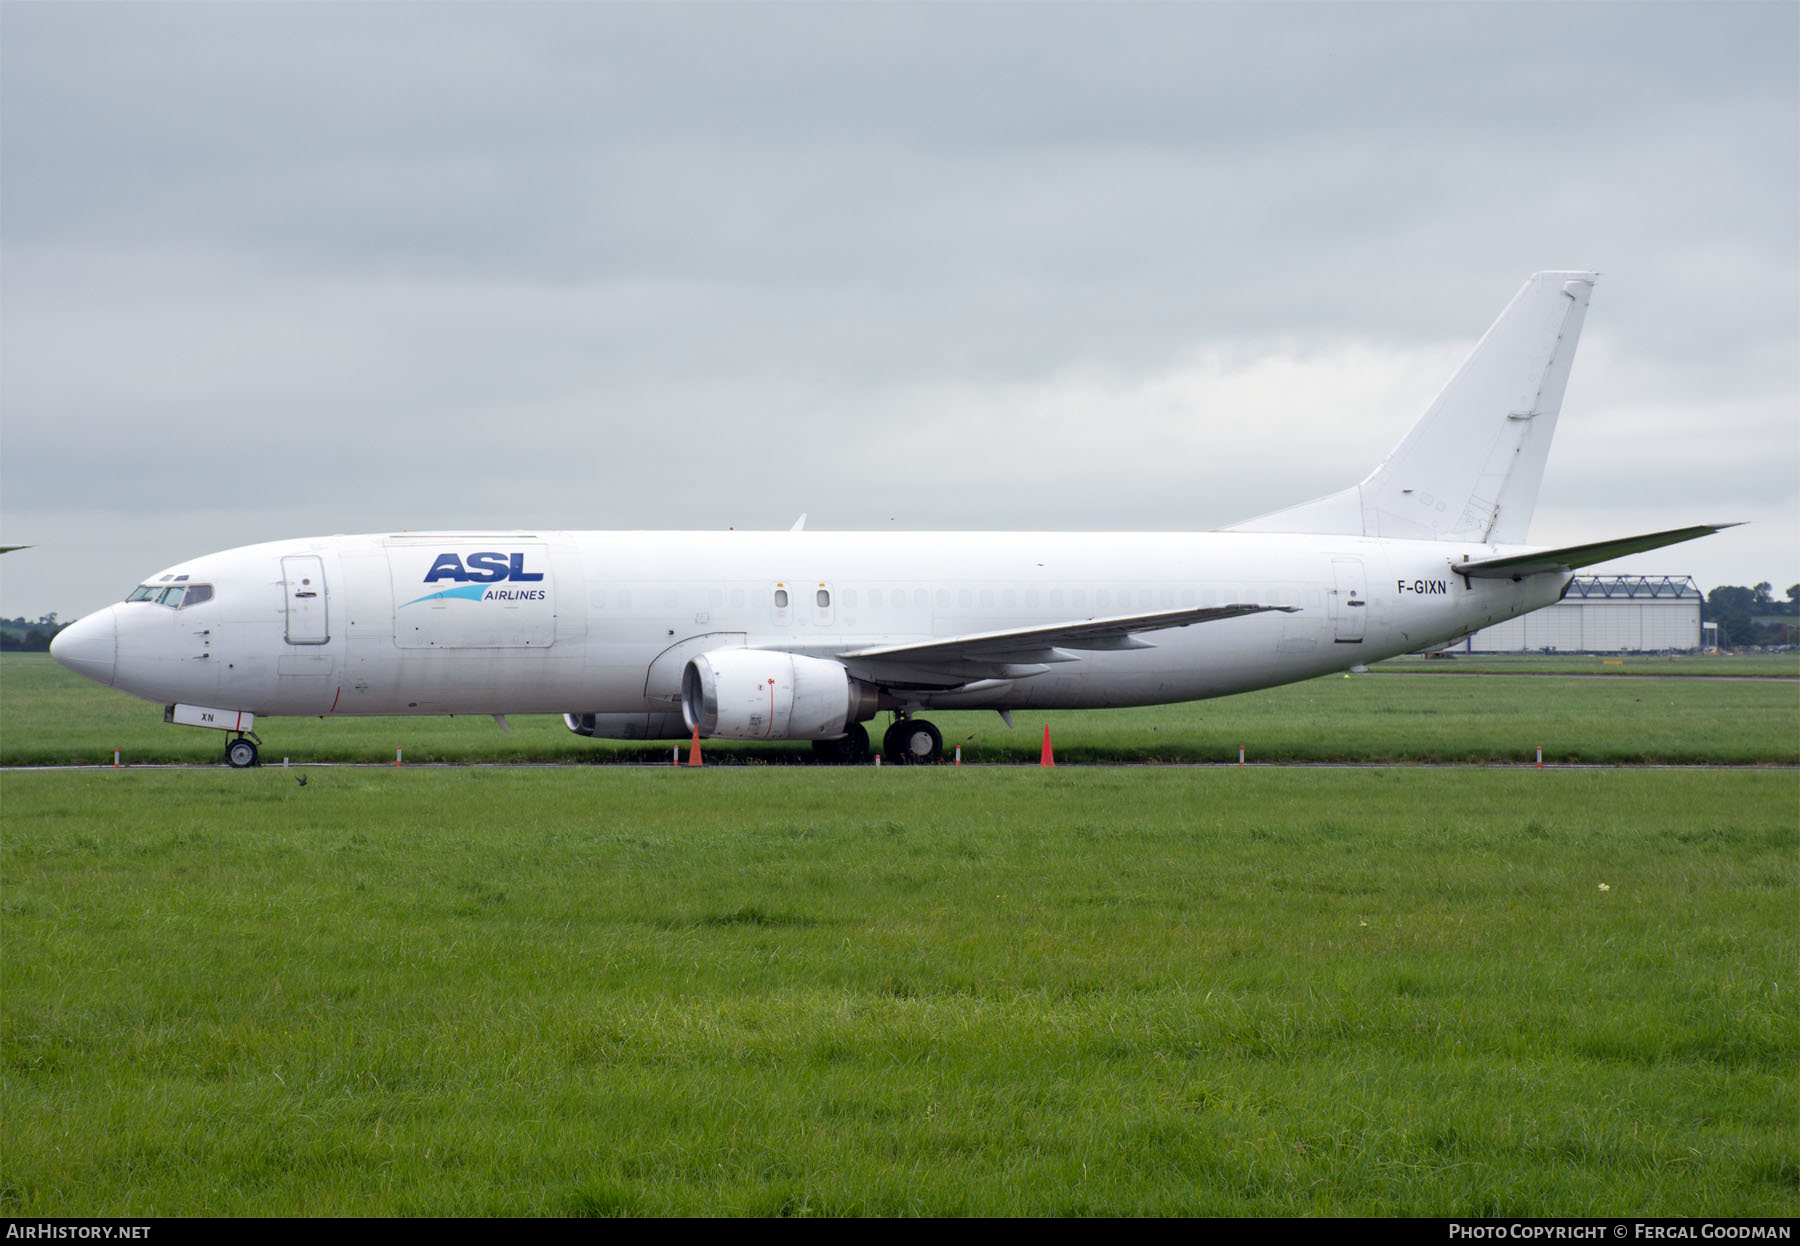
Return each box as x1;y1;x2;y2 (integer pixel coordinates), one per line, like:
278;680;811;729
913;588;928;609
936;588;951;609
125;586;158;602
868;588;882;608
816;589;830;608
774;589;789;608
182;584;214;607
155;586;185;607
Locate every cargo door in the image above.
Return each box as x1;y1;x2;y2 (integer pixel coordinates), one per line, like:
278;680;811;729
385;540;555;649
282;556;330;645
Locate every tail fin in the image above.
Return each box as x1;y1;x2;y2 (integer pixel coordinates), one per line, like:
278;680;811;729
1228;271;1597;543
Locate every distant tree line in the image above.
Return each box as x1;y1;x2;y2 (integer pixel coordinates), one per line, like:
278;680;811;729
0;614;66;652
1703;583;1798;648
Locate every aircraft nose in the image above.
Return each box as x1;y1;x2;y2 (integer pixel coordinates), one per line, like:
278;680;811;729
50;607;117;687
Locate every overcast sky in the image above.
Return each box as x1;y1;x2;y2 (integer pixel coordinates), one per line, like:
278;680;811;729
3;1;1795;618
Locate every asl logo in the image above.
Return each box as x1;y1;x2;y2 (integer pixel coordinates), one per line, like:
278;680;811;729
423;552;544;584
399;551;549;609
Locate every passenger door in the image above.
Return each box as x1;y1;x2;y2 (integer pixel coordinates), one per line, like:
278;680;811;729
1330;558;1366;644
282;556;329;645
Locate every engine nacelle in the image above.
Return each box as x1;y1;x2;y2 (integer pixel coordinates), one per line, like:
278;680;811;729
682;650;876;740
563;712;690;740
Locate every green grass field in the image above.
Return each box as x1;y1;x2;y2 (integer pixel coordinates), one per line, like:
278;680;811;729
3;653;1797;767
4;652;1797;1214
3;767;1794;1215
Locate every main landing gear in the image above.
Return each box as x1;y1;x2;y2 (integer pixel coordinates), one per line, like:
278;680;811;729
811;722;870;765
809;715;945;765
224;734;260;769
882;715;943;765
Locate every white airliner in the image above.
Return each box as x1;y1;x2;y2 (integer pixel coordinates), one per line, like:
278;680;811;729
51;272;1729;767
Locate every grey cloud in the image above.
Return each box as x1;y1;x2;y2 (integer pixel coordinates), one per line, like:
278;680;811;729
3;2;1794;615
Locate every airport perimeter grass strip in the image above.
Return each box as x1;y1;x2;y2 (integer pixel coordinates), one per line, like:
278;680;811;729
1373;654;1799;678
4;654;1798;768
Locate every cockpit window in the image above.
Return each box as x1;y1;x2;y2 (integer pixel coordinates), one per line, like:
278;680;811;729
125;583;213;608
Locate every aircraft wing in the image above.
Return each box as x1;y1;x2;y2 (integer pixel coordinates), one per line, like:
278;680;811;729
1452;524;1738;580
835;603;1298;687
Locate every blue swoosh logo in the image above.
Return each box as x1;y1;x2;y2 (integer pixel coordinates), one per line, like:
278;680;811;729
399;584;489;608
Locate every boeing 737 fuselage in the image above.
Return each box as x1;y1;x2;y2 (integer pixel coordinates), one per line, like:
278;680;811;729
50;273;1731;766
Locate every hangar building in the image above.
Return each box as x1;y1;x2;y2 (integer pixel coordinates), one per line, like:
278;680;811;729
1460;575;1702;653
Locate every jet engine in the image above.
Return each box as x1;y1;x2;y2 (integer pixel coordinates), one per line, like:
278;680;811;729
563;712;690;740
681;650;877;740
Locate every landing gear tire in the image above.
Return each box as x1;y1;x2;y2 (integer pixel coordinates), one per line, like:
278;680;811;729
883;717;943;765
811;723;870;765
225;737;260;769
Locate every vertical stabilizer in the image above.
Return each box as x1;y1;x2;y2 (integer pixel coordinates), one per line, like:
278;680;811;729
1228;271;1596;543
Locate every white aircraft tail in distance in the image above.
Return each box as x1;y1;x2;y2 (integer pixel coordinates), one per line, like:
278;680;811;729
51;271;1734;766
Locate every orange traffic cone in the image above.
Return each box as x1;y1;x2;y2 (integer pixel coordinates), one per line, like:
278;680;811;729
688;726;704;768
1040;723;1055;768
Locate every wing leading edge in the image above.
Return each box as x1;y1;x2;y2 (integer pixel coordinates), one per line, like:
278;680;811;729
835;603;1298;687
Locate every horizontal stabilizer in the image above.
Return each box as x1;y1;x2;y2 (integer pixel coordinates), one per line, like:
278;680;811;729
1452;524;1738;579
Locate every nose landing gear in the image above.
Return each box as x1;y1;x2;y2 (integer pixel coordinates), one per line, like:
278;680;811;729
224;734;261;769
